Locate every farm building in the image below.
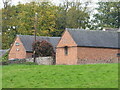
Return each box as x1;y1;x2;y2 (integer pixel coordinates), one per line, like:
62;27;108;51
8;35;60;60
56;29;120;65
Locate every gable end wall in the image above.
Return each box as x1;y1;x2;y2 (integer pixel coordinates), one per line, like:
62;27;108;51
8;37;27;60
56;30;78;65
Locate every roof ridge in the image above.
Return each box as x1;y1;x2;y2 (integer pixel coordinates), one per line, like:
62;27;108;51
67;29;118;33
17;34;60;38
66;28;119;32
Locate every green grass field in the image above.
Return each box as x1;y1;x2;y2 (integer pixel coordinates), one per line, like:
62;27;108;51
0;66;2;90
2;63;118;88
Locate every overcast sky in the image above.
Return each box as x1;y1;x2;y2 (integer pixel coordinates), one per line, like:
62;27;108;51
0;0;62;8
0;0;99;9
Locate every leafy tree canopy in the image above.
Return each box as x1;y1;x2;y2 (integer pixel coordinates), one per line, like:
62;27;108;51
92;1;120;30
2;1;91;49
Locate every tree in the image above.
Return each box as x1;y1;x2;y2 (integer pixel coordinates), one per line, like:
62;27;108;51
32;40;55;57
56;0;91;31
2;1;59;49
2;0;17;49
92;1;120;30
2;0;11;9
2;1;91;49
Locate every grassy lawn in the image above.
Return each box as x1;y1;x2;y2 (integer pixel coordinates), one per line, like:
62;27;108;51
2;63;118;88
0;66;2;90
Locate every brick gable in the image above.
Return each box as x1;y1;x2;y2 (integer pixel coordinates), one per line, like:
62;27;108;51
57;30;77;47
56;30;78;65
8;37;26;60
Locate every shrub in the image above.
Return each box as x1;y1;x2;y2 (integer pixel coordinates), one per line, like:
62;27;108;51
32;40;55;57
1;52;9;65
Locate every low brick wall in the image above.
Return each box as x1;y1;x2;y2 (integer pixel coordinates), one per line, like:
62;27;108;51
26;57;54;65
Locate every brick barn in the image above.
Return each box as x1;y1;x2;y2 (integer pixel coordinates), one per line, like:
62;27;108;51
56;29;120;65
8;35;60;60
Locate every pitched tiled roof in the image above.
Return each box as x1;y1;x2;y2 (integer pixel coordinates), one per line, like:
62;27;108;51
17;35;61;52
67;29;120;48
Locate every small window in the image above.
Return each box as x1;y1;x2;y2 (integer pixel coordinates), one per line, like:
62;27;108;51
64;46;68;55
32;55;34;58
117;53;120;57
16;42;20;46
16;48;19;51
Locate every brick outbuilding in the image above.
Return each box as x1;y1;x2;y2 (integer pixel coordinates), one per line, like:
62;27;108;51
8;35;60;60
56;29;120;65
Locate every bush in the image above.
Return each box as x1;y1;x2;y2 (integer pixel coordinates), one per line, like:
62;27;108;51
1;52;9;65
32;40;55;57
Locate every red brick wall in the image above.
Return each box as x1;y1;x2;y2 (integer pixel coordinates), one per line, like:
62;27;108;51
26;52;33;58
57;30;77;47
9;37;26;60
77;47;118;64
56;47;77;65
56;30;119;65
56;30;78;65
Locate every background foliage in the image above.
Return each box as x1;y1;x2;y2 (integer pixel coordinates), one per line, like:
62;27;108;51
91;2;120;30
1;1;120;49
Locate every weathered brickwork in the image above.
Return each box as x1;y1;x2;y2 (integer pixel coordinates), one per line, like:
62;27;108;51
57;30;77;47
8;37;33;60
56;30;78;65
9;37;26;60
56;30;119;65
26;52;33;58
56;47;78;65
77;47;118;64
